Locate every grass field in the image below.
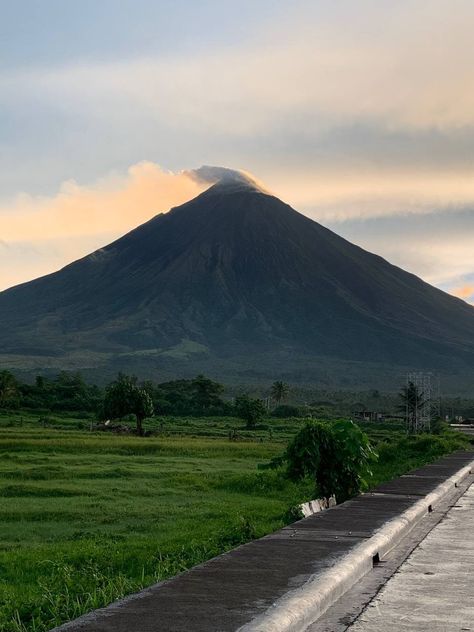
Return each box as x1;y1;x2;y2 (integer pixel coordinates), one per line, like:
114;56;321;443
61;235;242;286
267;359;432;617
0;411;470;632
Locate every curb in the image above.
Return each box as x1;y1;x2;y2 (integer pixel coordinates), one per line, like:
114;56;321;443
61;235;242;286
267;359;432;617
238;461;474;632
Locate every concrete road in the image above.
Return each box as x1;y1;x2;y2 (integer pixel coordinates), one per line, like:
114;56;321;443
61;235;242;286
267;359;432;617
348;484;474;631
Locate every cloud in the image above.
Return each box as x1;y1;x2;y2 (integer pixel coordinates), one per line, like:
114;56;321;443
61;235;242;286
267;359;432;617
451;285;474;301
4;1;474;221
0;162;207;243
189;165;270;192
0;236;111;291
0;163;271;290
273;169;474;222
326;210;474;305
5;1;474;137
1;1;474;296
1;161;473;297
0;162;216;290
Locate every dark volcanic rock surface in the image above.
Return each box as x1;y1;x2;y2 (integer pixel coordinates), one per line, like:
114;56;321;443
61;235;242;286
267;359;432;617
1;175;473;383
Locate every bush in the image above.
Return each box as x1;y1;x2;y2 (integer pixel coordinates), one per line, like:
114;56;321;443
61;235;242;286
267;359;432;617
234;395;266;429
430;417;449;435
272;405;302;418
282;420;376;502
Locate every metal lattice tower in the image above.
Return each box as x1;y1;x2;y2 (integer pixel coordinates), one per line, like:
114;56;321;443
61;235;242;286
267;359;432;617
406;372;436;433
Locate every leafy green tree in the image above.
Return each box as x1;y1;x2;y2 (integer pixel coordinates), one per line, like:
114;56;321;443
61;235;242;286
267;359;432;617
271;381;290;404
20;371;102;412
0;370;20;409
272;404;302;418
145;376;227;416
103;374;153;436
191;375;225;413
234;395;266;429
283;420;376;502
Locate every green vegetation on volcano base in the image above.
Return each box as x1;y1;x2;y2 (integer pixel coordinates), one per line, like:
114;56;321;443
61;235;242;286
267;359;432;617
0;413;470;632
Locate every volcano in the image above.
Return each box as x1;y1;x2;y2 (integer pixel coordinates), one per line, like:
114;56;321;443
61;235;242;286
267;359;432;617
1;168;474;388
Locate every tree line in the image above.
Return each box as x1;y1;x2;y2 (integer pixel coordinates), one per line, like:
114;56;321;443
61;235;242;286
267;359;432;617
0;370;294;434
1;369;452;436
102;374;292;435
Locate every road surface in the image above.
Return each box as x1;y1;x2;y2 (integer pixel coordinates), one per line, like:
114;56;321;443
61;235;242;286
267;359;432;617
348;483;474;631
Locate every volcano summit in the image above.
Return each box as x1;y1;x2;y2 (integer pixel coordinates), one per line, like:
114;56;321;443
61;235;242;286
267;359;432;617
1;168;473;389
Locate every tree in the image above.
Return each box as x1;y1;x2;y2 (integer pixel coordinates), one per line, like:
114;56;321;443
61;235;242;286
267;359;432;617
283;420;376;502
272;404;302;418
103;374;153;436
0;370;20;409
191;375;225;413
399;381;425;433
145;376;228;416
234;395;266;429
271;381;289;405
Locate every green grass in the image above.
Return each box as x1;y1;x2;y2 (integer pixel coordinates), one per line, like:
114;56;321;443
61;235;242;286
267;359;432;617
367;426;471;483
0;412;470;632
0;423;313;632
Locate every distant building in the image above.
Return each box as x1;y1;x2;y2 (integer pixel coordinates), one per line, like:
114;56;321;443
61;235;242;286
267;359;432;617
353;410;386;422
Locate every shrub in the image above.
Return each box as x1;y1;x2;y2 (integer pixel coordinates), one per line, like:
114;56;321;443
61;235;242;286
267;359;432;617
272;405;302;418
234;395;266;429
282;420;376;502
430;417;449;435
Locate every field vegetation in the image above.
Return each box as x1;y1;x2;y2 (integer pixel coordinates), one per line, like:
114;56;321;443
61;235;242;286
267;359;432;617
0;372;471;630
0;408;470;632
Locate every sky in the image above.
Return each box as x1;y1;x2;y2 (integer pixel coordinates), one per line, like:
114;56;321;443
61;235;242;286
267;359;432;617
1;0;473;303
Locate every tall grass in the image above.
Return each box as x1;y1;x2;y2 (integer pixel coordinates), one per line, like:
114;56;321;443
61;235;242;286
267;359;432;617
0;415;470;631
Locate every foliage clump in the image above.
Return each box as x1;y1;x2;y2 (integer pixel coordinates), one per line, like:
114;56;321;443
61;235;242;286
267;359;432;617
21;372;102;412
102;374;153;436
0;370;20;409
280;420;376;502
143;375;228;416
271;404;302;418
234;395;266;429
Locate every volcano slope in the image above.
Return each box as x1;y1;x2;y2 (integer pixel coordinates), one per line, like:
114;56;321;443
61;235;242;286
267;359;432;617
1;172;473;389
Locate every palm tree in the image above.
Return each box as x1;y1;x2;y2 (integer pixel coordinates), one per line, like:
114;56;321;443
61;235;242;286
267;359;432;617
271;380;290;405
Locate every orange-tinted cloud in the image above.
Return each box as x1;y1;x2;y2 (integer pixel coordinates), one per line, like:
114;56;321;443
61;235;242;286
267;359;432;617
451;285;474;300
0;162;207;242
0;162;213;290
0;164;265;290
